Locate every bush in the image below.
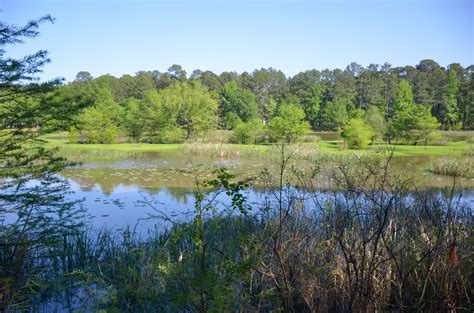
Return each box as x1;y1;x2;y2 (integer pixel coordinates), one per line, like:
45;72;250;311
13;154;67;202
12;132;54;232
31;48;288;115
267;104;309;143
340;118;373;149
425;130;447;145
158;126;187;144
101;126;119;144
68;127;79;143
231;122;252;144
231;120;263;144
78;125;119;144
84;129;101;144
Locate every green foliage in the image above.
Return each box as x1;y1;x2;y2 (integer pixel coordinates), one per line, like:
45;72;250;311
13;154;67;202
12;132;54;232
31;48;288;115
393;79;414;112
410;106;441;144
68;126;80;143
77;108;113;143
302;85;322;129
220;81;258;127
0;95;42;129
321;99;348;129
441;70;460;129
123;98;146;142
267;104;310;142
301;85;323;129
390;80;440;144
159;81;218;137
39;60;474;145
141;89;169;139
40;84;96;131
224;111;242;130
102;125;119;144
156;126;187;144
364;106;387;143
0;15;84;311
231;119;262;144
152;168;254;311
74;88;123;144
341;118;373;149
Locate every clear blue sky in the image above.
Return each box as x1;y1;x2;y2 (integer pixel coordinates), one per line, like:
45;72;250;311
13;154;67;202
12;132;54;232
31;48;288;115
2;0;472;82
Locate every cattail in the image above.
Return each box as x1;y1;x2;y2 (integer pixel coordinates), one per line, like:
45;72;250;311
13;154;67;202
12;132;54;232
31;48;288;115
447;246;459;266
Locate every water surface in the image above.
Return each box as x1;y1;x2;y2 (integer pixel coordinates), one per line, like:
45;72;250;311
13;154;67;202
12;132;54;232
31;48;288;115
60;152;474;231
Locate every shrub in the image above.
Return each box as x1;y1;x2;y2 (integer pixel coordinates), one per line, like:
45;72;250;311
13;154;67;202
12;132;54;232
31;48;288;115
158;126;187;144
230;119;263;144
84;129;101;144
68;127;79;143
267;104;309;143
425;130;447;145
101;126;118;144
340;118;373;149
230;122;251;144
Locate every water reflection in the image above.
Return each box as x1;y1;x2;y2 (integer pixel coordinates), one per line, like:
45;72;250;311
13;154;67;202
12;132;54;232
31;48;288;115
61;155;474;231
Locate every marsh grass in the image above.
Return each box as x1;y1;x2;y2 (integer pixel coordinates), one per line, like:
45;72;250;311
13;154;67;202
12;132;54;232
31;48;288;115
428;157;474;178
182;142;268;158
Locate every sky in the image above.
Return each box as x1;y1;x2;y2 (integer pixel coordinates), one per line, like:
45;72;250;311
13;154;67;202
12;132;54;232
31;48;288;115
1;0;472;82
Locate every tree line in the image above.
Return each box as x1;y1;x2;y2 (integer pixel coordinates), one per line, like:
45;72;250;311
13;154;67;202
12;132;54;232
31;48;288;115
6;60;471;146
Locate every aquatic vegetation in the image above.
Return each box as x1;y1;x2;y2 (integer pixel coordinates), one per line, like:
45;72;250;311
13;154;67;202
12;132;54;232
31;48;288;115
428;157;474;178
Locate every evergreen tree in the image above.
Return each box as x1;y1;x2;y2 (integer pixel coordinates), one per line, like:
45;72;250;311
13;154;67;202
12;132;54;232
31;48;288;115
390;80;439;144
441;70;460;128
0;16;83;310
74;88;123;143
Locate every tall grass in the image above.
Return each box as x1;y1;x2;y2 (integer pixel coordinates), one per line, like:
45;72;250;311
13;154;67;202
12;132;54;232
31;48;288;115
428;157;474;178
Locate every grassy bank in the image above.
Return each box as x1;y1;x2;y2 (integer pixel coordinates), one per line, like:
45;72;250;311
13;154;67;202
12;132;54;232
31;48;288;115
42;132;474;161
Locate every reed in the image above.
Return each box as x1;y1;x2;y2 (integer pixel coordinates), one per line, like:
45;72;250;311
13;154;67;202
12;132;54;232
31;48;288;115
428;157;474;178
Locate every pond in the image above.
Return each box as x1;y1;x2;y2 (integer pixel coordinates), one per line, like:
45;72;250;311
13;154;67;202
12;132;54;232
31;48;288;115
60;151;474;232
